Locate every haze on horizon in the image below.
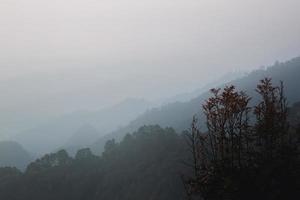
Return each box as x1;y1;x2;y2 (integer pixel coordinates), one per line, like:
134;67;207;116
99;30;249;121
0;0;300;137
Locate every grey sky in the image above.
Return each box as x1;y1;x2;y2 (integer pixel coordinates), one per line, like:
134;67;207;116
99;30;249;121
0;0;300;136
1;0;300;79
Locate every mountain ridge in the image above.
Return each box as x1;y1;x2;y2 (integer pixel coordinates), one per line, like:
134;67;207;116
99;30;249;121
91;56;300;154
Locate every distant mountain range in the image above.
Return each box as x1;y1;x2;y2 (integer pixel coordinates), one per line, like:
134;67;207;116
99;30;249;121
62;125;100;156
0;141;31;170
91;56;300;154
12;98;154;156
9;71;247;156
8;56;300;157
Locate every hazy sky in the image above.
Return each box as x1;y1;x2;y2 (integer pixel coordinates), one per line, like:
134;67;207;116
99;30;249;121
0;0;300;134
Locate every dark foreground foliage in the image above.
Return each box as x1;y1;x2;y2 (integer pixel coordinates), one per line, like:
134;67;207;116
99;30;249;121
182;78;300;200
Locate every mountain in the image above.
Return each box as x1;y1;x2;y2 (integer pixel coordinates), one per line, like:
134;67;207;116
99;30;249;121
12;98;153;156
91;56;300;154
0;141;32;170
63;124;100;156
161;70;247;104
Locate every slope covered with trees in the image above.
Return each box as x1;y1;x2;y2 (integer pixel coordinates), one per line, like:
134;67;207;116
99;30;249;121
92;57;300;154
0;126;188;200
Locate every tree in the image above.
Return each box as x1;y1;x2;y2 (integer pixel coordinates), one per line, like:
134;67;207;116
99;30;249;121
183;85;252;199
254;78;289;159
183;79;300;200
202;85;252;169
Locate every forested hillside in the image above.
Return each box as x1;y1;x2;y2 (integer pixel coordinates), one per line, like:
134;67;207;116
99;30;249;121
92;57;300;154
0;126;187;200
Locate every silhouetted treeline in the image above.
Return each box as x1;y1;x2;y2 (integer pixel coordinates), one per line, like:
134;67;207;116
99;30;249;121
182;78;300;200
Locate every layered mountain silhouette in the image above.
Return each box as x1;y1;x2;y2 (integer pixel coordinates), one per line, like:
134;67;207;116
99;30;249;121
13;98;153;155
10;57;300;156
91;57;300;154
63;124;100;156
